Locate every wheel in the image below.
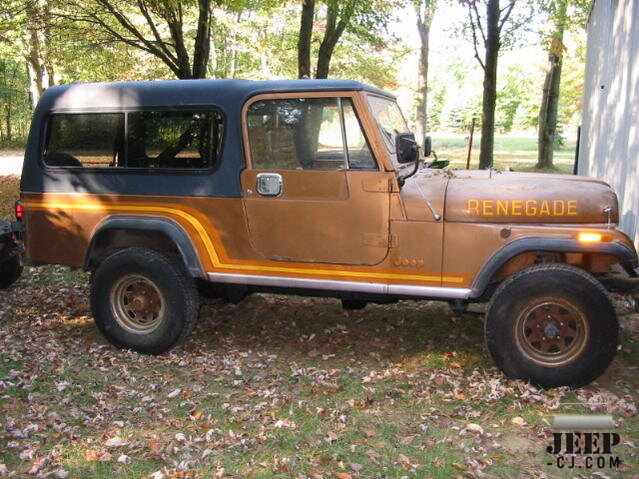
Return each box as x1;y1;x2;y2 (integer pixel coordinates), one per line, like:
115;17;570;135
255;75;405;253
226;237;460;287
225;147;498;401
90;247;199;354
0;246;23;289
485;263;618;388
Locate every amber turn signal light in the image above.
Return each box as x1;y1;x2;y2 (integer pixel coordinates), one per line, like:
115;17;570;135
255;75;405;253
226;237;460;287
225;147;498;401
578;232;604;243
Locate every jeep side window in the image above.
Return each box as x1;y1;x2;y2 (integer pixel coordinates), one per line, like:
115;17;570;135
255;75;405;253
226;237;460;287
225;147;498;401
44;110;224;170
127;111;223;169
247;97;375;171
44;113;124;167
248;98;343;170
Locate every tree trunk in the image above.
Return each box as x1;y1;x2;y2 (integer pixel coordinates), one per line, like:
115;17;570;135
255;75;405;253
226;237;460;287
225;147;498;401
192;0;212;79
315;4;347;79
416;22;430;139
478;0;500;169
415;1;435;139
229;11;242;78
43;0;56;87
5;101;12;143
298;0;315;78
536;0;567;169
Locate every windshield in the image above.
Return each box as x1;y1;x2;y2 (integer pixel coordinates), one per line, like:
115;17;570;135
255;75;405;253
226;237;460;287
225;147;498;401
366;94;411;167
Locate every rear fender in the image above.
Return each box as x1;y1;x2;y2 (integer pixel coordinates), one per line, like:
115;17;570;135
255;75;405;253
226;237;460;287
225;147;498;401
85;215;204;278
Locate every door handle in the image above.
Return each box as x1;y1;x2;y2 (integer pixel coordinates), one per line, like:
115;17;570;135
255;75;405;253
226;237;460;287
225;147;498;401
256;173;283;197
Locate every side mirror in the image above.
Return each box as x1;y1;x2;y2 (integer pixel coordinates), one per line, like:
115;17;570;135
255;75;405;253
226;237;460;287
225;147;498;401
423;135;432;157
395;133;419;164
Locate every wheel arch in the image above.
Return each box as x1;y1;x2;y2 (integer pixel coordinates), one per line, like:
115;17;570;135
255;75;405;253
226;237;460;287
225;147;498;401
84;215;205;278
470;237;639;300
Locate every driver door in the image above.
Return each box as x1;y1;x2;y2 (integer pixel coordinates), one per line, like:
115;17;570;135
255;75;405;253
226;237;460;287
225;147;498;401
241;94;392;266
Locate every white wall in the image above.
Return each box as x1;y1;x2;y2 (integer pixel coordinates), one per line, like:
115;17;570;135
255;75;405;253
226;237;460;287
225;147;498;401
579;0;639;248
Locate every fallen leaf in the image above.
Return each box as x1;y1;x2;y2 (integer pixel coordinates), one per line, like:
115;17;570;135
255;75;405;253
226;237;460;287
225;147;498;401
452;463;468;472
105;436;126;447
167;388;181;399
400;435;415;445
324;432;339;443
511;417;527;427
85;450;100;461
466;423;484;434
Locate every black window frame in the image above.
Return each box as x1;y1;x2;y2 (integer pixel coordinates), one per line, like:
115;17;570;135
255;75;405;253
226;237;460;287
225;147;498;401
41;106;226;174
339;98;378;171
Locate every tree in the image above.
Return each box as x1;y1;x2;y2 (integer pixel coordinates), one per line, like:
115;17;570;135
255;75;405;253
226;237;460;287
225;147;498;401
60;0;215;79
0;0;57;107
297;0;314;78
414;0;436;139
462;0;529;169
536;0;567;169
296;0;393;79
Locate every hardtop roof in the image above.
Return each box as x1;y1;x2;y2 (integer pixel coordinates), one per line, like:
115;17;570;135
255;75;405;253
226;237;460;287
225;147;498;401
37;79;395;112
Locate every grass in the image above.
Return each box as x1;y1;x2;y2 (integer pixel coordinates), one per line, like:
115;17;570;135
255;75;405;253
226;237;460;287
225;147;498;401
1;148;638;478
0;174;19;221
431;135;576;174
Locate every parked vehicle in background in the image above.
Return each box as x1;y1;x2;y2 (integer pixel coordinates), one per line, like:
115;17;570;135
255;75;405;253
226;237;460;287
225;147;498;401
4;79;638;388
0;215;23;289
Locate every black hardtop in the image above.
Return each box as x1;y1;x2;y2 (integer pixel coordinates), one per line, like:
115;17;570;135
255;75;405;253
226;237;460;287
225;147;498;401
22;79;394;197
38;79;394;112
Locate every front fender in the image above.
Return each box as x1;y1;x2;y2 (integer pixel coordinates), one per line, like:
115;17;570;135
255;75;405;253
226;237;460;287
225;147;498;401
469;237;639;299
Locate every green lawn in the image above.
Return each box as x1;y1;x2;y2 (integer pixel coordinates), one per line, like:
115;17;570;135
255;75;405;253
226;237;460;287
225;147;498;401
431;135;576;174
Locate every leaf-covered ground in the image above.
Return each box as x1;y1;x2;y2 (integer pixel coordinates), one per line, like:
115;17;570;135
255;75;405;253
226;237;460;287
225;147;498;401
1;174;638;478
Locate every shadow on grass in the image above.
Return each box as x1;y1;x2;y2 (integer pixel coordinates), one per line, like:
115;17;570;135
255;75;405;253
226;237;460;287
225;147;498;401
190;295;490;370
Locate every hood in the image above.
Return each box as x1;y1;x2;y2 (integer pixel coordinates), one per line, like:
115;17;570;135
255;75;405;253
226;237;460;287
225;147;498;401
444;170;619;224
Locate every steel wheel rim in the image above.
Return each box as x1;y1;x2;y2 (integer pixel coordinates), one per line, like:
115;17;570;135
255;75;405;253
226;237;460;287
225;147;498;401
110;275;165;334
515;298;589;367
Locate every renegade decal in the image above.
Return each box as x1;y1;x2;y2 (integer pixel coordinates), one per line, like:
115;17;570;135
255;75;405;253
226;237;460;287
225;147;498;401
467;199;578;217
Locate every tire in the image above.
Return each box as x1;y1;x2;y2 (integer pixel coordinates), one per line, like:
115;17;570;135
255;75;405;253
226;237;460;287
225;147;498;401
0;246;23;289
90;247;199;354
485;263;618;388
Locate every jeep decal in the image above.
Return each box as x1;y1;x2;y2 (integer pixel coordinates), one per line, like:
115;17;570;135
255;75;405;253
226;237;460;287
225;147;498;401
467;199;578;217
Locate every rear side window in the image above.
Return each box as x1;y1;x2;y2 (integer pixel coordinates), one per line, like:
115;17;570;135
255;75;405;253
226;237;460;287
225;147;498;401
127;111;222;169
44;110;224;170
44;113;123;167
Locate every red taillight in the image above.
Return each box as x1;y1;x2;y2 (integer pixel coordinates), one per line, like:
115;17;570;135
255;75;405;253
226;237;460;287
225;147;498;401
14;201;23;220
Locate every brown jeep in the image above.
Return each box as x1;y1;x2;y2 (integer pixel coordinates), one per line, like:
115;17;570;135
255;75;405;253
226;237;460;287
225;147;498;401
5;79;638;388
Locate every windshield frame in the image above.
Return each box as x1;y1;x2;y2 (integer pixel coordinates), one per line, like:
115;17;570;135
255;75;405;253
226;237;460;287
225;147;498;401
365;93;411;170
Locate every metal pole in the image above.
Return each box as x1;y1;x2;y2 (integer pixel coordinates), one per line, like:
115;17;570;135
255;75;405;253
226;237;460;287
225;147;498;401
466;117;476;169
573;125;581;175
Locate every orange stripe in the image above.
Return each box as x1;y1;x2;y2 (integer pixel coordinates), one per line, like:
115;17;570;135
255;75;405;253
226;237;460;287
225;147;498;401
22;198;467;285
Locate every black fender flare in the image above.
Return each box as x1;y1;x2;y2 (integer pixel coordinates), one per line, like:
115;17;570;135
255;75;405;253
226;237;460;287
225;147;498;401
85;215;205;278
469;237;639;299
